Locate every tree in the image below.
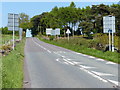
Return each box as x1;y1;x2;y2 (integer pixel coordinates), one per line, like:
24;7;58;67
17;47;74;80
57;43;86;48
19;13;30;31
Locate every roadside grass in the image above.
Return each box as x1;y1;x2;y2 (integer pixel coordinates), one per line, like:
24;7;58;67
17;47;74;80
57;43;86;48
2;34;19;44
2;38;25;88
38;36;119;64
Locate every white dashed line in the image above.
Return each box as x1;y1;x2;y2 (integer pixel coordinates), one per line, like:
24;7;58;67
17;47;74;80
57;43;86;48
91;71;115;76
63;62;69;65
32;38;52;54
96;59;104;62
88;56;95;59
56;58;59;62
63;58;75;65
106;61;116;65
72;61;82;64
79;65;96;69
47;50;51;53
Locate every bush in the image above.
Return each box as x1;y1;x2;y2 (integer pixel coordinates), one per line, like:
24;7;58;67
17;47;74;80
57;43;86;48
1;45;12;51
49;36;55;41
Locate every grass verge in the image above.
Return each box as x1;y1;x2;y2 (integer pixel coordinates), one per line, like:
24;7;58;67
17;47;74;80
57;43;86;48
38;36;119;64
2;38;25;88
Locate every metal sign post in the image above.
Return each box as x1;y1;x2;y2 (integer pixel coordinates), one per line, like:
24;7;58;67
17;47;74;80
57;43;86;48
13;14;15;50
108;30;112;51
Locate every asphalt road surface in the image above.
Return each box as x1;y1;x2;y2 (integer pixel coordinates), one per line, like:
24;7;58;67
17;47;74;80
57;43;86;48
24;37;119;88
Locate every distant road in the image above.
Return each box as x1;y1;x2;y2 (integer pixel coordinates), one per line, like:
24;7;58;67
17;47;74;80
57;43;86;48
24;37;119;88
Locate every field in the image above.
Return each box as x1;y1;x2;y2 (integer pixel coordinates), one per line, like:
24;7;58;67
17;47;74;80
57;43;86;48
2;38;25;88
2;34;19;45
38;34;120;64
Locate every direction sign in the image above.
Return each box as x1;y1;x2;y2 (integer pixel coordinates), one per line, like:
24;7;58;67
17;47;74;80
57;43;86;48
55;28;60;35
51;30;56;35
46;28;60;35
46;28;52;35
8;13;19;31
103;15;115;33
66;29;71;34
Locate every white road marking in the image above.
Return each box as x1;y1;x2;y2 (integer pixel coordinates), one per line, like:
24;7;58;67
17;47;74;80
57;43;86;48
72;61;82;64
76;53;82;55
91;71;115;76
63;58;75;65
106;61;116;65
47;50;51;53
79;65;96;69
63;62;69;65
61;56;65;58
80;68;108;83
82;54;88;57
88;56;95;59
67;58;72;60
108;79;119;86
96;59;104;62
32;38;52;54
56;58;59;62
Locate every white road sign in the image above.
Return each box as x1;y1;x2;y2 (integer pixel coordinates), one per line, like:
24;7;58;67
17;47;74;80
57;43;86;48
55;28;60;35
66;29;71;34
46;28;52;35
51;30;56;35
46;28;60;35
103;16;115;33
8;27;19;31
8;13;19;31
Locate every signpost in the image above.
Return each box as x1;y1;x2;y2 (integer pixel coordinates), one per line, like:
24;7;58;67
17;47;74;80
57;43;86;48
8;13;19;50
66;29;71;41
103;15;115;52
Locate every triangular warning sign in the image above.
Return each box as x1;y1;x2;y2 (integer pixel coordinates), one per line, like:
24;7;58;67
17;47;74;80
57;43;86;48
66;29;71;34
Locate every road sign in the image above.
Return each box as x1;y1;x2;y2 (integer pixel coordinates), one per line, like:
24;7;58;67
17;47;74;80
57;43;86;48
103;15;115;33
66;29;71;41
103;15;115;52
8;13;19;31
66;29;71;34
46;28;60;35
8;13;19;50
51;30;56;35
46;28;52;35
55;28;60;35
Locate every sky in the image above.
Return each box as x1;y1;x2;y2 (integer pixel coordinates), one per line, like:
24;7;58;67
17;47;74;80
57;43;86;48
1;0;119;27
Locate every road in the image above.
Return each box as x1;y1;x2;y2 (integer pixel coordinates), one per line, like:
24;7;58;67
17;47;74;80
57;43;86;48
24;37;119;88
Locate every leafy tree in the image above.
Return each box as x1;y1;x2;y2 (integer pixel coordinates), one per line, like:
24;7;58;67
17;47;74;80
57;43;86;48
19;13;31;31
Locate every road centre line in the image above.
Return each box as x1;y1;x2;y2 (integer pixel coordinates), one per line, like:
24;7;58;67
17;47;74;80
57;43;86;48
80;68;108;83
32;38;51;53
91;71;115;76
79;65;96;69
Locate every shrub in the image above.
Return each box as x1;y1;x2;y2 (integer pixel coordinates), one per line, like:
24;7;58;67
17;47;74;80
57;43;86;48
49;36;55;41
